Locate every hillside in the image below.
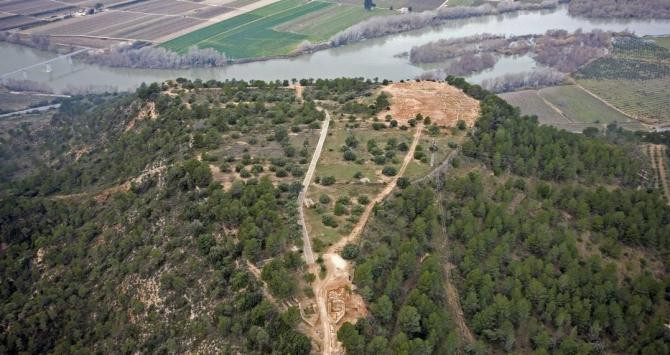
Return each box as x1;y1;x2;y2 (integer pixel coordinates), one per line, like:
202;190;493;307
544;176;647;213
0;79;335;353
337;77;670;354
1;77;669;354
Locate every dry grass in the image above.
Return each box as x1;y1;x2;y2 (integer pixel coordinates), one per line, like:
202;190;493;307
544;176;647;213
379;81;480;127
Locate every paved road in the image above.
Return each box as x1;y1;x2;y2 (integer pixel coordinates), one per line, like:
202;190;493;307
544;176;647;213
299;109;331;265
0;103;61;118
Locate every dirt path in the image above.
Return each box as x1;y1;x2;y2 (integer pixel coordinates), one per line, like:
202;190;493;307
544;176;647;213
300;109;331;265
308;124;423;355
294;83;304;102
434;171;476;346
331;123;423;252
443;264;475;343
652;144;670;204
246;260;283;308
536;90;573;123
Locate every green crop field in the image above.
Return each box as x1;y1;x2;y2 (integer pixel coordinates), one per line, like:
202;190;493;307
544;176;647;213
501;85;647;132
162;0;333;58
539;86;639;126
162;13;261;53
652;36;670;50
162;0;388;58
574;37;670;123
276;4;389;42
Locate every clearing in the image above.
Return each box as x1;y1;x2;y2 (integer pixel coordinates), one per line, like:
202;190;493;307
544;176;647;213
379;81;480;127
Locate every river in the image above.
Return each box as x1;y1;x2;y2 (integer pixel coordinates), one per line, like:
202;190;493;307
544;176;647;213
1;5;669;92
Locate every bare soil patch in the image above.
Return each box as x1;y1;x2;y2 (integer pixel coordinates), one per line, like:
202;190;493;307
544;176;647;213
380;81;480;127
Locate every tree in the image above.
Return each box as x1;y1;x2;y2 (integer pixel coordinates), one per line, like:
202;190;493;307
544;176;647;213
343;150;357;161
398;305;421;335
341;244;359;260
382;166;397;176
363;0;375;10
338;322;365;352
397;177;410;189
371;295;394;322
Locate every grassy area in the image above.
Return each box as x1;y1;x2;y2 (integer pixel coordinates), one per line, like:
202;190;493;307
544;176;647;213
162;13;261;53
501;85;648;132
162;0;331;58
315;123;414;182
652;36;670;50
305;183;382;248
577;79;669;124
574;37;670;124
276;4;388;42
539;86;643;126
163;0;384;58
227;0;263;8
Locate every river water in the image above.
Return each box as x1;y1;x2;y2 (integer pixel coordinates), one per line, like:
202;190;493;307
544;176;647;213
1;5;669;92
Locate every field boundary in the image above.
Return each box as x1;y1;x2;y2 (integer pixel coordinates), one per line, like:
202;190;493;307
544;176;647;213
573;83;653;127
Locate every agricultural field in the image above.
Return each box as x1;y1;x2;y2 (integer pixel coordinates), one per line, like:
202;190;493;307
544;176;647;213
162;0;391;58
501;85;647;132
332;0;445;11
275;3;388;42
0;88;58;114
575;36;670;124
651;36;670;50
17;0;259;43
29;10;204;42
163;0;337;58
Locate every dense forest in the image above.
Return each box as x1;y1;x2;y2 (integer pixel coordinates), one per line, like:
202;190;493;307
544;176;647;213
2;76;669;354
338;77;670;354
0;78;384;353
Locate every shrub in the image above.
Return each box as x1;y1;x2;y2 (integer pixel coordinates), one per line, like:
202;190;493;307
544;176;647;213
382;166;397;176
319;194;331;204
341;244;359;260
357;195;370;205
343;150;357;161
322;214;338;228
397;177;410;189
457;120;466;130
334;203;348;216
321;176;336;186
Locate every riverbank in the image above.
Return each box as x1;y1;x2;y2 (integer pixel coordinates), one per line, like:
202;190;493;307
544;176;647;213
2;6;670;93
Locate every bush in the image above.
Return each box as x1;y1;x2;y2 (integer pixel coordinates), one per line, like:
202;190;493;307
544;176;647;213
319;194;331;204
321;176;336;186
397;177;410;189
343;150;357;161
322;214;338;228
341;244;359;260
357;195;370;205
414;151;425;160
382;166;397;176
457;120;467;130
372;122;386;130
334;203;348;216
373;155;387;165
354;171;364;179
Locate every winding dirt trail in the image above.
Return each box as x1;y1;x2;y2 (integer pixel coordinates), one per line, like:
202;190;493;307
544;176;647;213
309;124;423;355
331;123;423;252
652;144;670;204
